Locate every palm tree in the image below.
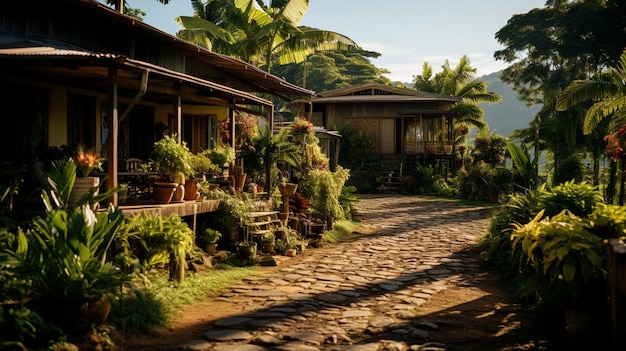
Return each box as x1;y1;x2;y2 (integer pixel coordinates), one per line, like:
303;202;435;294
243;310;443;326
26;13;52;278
557;49;626;203
247;126;300;193
176;0;358;73
556;49;626;135
412;56;502;141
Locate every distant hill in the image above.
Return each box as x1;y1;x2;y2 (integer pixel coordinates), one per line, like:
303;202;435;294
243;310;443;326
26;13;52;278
478;71;540;137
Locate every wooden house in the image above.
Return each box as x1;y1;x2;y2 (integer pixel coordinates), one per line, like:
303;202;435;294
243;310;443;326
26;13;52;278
0;0;314;206
299;83;461;172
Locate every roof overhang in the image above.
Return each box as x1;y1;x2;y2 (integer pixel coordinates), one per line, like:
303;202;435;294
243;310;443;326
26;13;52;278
0;34;274;109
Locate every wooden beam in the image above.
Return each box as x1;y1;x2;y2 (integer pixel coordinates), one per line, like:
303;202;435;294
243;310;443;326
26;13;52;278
107;67;119;206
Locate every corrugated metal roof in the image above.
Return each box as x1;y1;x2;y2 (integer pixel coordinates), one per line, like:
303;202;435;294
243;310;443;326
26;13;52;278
311;95;460;104
0;45;117;58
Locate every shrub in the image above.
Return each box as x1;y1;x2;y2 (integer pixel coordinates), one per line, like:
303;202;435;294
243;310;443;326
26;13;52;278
537;180;602;218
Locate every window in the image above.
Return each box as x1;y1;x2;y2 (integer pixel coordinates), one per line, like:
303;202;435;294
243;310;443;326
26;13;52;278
67;92;96;149
182;114;217;153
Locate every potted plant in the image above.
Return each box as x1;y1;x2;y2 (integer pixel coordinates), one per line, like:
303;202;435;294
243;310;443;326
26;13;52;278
184;153;218;201
151;134;193;204
69;146;104;207
198;228;222;255
205;143;235;169
260;232;276;254
4;160;128;330
301;167;349;230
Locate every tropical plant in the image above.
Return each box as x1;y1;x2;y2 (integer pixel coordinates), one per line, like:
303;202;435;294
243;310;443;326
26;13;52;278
204;143;236;167
117;213;195;282
190;153;220;178
151;134;193;182
412;56;502;135
73;146;104;177
245;126;300;194
511;209;606;308
199;228;222;245
1;162;128;335
260;232;275;244
507;142;538;191
301;167;349;221
338;185;359;220
537;180;603;218
472;133;508;166
556;49;626;136
176;0;359;73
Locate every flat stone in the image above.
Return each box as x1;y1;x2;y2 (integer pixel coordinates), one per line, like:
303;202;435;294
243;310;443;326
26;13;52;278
369;316;396;328
379;284;400;291
214;317;252;327
273;341;321;351
213;345;267;351
317;293;347;303
342;310;373;318
255;334;284;346
204;329;253;341
328;343;380;351
178;339;212;351
287;332;326;345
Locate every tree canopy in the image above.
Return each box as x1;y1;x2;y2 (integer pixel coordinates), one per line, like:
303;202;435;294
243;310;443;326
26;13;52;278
412;55;502;139
176;0;359;73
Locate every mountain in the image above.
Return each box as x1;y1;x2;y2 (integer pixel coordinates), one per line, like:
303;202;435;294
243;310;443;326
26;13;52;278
478;71;540;137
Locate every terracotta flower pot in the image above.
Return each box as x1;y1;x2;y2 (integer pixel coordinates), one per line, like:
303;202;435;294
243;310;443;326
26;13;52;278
153;181;177;204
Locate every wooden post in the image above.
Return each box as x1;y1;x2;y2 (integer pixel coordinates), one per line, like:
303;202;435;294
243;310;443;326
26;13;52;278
107;67;119;206
608;239;626;351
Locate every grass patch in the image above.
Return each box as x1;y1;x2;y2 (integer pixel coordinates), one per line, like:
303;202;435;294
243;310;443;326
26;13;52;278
109;264;259;332
323;219;360;243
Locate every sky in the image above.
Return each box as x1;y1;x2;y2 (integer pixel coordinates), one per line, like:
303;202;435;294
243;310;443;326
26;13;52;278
130;0;547;82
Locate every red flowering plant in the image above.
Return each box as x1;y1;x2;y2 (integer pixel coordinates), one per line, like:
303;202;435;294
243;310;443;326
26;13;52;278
219;112;259;153
291;117;314;137
605;124;626;161
74;147;104;177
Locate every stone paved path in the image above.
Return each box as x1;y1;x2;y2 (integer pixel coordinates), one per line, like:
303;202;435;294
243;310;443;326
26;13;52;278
179;195;494;351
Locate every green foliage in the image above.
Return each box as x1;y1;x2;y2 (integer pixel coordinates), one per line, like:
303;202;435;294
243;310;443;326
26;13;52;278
190;153;220;177
151;134;193;181
323;219;359;244
117;213;195;275
552;154;584;185
109;268;259;332
199;228;222;245
274;226;302;255
456;161;511;201
472;134;508;165
537;180;602;218
413;163;451;196
204;143;235;166
338;185;359;219
507;142;538;190
260;232;275;244
301;167;350;220
511;209;606;307
482;191;541;273
244;126;301;191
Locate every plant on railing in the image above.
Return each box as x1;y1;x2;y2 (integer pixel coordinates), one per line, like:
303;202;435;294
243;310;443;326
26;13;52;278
151;134;193;183
204;143;235;167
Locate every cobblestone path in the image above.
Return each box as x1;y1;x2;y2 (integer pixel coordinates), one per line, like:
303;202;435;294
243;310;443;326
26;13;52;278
178;195;497;351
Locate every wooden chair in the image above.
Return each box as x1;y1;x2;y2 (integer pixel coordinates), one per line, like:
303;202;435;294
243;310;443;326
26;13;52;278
125;158;144;199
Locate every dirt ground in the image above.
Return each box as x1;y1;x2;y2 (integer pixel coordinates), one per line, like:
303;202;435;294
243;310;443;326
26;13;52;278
112;245;573;351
